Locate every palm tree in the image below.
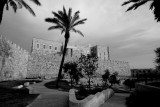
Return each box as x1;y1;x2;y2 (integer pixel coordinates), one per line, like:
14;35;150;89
0;35;12;78
0;0;41;24
122;0;160;22
45;6;87;88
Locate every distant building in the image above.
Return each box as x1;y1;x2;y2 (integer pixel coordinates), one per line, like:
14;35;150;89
31;38;63;54
131;69;154;78
90;45;109;61
29;37;131;78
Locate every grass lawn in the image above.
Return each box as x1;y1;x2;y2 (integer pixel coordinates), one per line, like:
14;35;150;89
0;79;42;107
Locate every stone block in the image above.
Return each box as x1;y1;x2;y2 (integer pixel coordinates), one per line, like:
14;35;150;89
24;82;30;87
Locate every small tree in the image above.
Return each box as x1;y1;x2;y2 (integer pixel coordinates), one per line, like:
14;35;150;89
78;54;98;90
109;72;119;86
63;61;83;86
102;69;110;87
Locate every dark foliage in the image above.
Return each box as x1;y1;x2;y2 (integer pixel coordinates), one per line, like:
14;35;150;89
123;79;135;89
126;92;160;107
102;69;110;86
122;0;160;22
76;86;103;100
44;80;71;92
63;61;83;86
109;72;119;86
0;0;41;24
155;47;160;70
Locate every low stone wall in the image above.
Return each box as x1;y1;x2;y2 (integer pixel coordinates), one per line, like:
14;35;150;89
135;82;160;93
69;88;114;107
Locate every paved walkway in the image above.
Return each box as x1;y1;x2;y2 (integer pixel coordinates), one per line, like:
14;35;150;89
27;80;69;107
100;93;130;107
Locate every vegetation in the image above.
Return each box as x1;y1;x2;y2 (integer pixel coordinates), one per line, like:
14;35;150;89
45;6;87;88
0;0;41;24
122;0;160;22
78;54;98;90
0;36;12;80
109;72;119;86
63;61;83;86
155;47;160;71
123;79;135;90
102;69;110;87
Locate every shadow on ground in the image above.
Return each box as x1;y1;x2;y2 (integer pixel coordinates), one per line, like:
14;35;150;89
44;80;71;92
0;87;39;107
125;92;160;107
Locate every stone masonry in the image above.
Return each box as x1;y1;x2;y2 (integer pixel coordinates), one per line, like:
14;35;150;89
0;35;29;80
27;38;131;78
0;36;131;80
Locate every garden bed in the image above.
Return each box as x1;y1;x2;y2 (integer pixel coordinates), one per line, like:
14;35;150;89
75;86;104;100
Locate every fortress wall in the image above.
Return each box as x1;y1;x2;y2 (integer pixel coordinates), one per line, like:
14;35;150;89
27;51;131;78
97;60;131;76
0;35;29;80
27;51;79;78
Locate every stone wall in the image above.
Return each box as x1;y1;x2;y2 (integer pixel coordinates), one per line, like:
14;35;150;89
0;36;29;80
27;51;131;78
97;60;131;76
27;51;78;78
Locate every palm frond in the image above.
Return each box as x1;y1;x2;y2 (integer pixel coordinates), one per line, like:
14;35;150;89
71;18;87;28
48;26;63;30
16;0;23;8
9;1;18;12
52;11;65;24
61;29;65;34
45;18;65;28
126;0;148;11
122;0;140;6
68;8;72;22
150;2;154;10
6;1;9;10
30;0;41;5
71;28;84;37
20;0;36;16
70;11;80;26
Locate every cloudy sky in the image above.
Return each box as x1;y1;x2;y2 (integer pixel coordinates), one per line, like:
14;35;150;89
0;0;160;69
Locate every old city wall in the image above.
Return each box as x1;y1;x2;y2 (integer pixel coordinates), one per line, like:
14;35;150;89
27;51;79;78
0;36;131;80
0;37;29;80
27;51;131;78
97;60;131;76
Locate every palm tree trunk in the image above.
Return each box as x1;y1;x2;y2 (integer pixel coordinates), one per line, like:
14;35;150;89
0;0;6;24
56;32;69;88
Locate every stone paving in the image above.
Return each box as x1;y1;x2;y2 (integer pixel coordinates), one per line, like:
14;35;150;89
26;80;69;107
